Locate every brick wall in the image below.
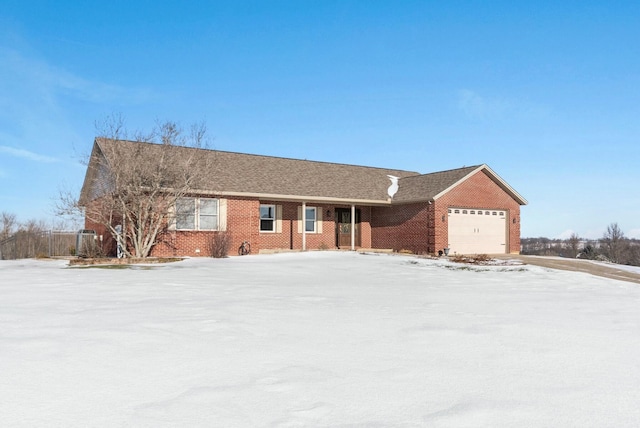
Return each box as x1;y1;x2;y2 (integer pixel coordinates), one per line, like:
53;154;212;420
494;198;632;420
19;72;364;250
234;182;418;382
83;199;118;256
85;169;520;257
259;202;371;252
152;199;373;256
153;196;260;257
371;203;433;254
372;170;522;255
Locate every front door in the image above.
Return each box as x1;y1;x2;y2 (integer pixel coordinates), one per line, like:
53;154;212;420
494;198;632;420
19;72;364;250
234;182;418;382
335;208;361;248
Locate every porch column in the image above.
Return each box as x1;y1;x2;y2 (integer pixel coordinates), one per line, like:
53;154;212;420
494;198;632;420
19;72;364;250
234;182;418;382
351;204;355;251
302;201;307;251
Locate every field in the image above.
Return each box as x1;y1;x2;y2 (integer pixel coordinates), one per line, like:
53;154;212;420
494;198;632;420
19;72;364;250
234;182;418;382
2;252;639;427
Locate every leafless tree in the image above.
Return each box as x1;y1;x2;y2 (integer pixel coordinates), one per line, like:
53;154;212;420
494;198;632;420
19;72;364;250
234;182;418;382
601;222;627;264
57;114;214;258
567;232;581;258
1;212;17;241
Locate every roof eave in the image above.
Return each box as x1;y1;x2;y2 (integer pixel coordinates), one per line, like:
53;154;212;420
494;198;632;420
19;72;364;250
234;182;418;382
190;189;393;206
432;164;528;205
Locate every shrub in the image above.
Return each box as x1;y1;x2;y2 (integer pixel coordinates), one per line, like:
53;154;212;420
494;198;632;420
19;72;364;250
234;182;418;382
451;254;493;264
208;231;231;258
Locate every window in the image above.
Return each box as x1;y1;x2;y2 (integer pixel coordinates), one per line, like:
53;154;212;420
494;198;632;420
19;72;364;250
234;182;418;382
305;207;317;232
176;198;218;230
199;198;219;230
470;210;476;214
176;198;196;230
260;204;276;232
297;205;322;234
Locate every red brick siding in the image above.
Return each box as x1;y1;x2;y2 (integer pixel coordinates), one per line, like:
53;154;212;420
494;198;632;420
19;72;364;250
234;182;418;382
371;203;433;254
371;170;522;255
85;169;520;257
152;196;260;257
83;203;118;257
151;199;372;256
259;202;371;251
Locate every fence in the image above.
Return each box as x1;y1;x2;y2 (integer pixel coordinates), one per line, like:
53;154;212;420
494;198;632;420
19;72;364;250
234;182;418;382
0;230;79;260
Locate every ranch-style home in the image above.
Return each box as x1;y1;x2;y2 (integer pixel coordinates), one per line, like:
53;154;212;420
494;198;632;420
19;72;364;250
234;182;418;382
80;138;527;257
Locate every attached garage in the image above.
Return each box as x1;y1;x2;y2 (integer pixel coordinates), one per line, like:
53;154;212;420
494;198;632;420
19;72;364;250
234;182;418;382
447;208;507;255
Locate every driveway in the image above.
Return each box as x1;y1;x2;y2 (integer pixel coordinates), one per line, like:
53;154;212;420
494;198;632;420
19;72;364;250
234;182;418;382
494;254;640;285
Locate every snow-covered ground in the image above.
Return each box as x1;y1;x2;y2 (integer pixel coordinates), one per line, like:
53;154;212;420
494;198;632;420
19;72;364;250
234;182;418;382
2;252;639;427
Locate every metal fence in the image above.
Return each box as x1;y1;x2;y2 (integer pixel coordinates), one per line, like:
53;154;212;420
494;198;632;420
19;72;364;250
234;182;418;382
0;230;79;260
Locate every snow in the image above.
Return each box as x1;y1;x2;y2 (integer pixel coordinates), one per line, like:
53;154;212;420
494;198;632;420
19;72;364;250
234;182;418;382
2;252;640;427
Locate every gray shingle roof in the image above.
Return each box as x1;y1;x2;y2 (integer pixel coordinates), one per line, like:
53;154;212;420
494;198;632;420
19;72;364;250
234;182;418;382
82;139;527;206
392;166;482;202
91;139;420;203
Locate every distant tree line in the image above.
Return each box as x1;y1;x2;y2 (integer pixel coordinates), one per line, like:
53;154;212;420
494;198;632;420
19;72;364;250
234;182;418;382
522;223;640;266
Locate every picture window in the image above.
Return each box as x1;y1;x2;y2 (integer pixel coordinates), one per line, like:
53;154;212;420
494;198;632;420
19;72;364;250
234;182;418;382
176;197;219;230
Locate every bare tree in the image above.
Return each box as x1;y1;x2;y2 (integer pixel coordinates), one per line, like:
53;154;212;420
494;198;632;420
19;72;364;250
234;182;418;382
567;232;581;258
1;212;17;241
58;115;214;258
601;222;627;264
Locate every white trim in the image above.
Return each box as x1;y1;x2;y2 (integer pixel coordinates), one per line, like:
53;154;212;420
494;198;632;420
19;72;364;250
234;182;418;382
218;199;227;231
193;190;393;206
297;202;322;235
259;204;277;233
175;197;220;231
433;164;528;205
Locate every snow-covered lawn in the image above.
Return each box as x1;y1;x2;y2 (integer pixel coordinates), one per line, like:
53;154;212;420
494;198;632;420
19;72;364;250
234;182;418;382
2;252;639;427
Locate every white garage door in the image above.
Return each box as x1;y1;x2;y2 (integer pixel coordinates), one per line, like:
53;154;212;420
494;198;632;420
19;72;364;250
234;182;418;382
447;208;506;255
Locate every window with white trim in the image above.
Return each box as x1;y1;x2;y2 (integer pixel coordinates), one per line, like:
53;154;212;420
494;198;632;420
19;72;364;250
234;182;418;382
305;207;317;232
260;204;276;232
176;197;219;230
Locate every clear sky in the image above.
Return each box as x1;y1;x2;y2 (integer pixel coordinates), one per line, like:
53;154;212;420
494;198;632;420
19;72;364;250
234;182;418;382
1;1;639;239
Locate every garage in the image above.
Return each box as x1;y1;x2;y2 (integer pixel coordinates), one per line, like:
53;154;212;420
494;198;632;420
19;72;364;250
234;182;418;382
447;208;507;254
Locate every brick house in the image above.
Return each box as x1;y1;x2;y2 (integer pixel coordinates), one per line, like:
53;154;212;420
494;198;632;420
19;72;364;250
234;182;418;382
80;139;527;257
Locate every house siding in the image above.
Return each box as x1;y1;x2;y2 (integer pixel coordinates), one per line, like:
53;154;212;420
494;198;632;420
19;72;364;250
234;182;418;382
80;142;525;258
259;202;372;252
371;203;433;254
371;170;521;255
152;197;260;257
148;199;373;257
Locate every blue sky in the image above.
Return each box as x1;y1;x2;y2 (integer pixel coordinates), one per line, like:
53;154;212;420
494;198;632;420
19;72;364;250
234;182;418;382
1;1;639;238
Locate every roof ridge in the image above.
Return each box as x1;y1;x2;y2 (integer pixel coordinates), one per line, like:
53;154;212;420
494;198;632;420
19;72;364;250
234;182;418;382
399;164;482;180
95;137;421;175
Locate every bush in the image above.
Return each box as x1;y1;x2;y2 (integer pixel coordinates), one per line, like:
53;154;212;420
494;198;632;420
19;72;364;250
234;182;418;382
208;232;231;258
451;254;492;264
